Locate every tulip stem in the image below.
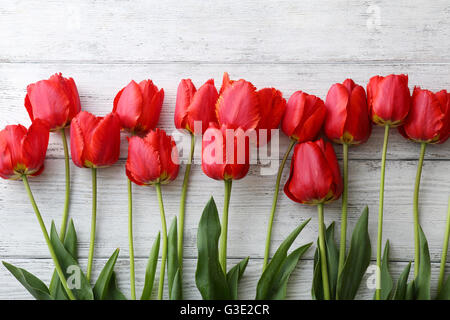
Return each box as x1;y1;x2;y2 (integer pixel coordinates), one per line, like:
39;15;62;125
317;203;331;300
338;143;349;281
262;138;296;272
128;179;136;300
178;133;195;271
59;128;70;240
155;183;168;300
376;124;390;300
22;176;76;300
86;168;97;282
413;142;426;278
438;196;450;294
220;179;232;274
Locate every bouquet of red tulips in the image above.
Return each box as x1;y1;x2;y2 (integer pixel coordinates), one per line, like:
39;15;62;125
0;72;449;300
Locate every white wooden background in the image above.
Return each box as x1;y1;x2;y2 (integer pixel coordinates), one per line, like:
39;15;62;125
0;0;449;299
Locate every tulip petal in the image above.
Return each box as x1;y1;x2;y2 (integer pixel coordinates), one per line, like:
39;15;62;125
296;99;326;143
216;79;260;130
114;80;143;130
282;91;306;137
324;84;348;141
175;79;196;130
126;136;161;185
324;141;343;201
138;80;163;132
344;84;371;144
256;88;286;145
186;79;219;133
202;125;226;180
0;132;14;179
21;120;49;174
52;74;81;122
87;113;121;167
70;115;86;168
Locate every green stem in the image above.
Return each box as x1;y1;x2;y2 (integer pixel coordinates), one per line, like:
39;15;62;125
219;179;232;274
59;128;70;240
376;124;389;300
413;142;426;278
178;133;195;270
86;168;97;282
128;179;136;300
338;143;349;280
22;176;76;300
156;183;168;300
438;196;450;294
317;203;331;300
262;139;296;272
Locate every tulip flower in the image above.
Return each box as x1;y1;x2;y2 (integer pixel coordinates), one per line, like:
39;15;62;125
202;122;250;273
114;79;164;299
324;79;371;276
70;111;121;281
25;73;82;240
126;128;179;300
397;87;449;278
174;78;218;280
284;139;342;300
113;80;164;134
367;74;411;299
262;90;325;271
0;120;76;299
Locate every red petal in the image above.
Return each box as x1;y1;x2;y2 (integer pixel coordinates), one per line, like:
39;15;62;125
175;79;196;130
344;84;371;144
186;79;219;134
201;125;226;180
216;79;260;130
114;80;143;130
87;113;121;167
126;136;161;184
324;83;348;141
138;87;163;133
22;120;49;173
324;141;343;201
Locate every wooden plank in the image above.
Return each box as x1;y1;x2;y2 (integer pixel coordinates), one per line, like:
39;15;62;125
1;1;450;63
0;257;447;300
0;62;449;160
0;158;448;262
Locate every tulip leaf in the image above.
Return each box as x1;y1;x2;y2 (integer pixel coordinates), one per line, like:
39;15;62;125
414;226;431;300
2;261;54;300
49;219;78;300
195;197;230;300
337;207;371;300
168;217;181;299
170;269;182;300
311;222;339;300
103;272;127;300
265;243;312;300
377;240;394;300
140;232;160;300
392;262;411;300
49;222;93;300
405;280;415;300
437;276;450;300
93;248;120;300
227;257;249;300
256;218;311;300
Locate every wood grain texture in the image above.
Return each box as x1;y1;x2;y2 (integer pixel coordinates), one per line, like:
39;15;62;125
0;0;449;300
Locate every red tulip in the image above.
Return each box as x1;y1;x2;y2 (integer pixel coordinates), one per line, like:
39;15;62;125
126;128;179;185
174;79;219;134
202;123;250;181
399;87;450;144
217;73;286;144
367;74;411;127
324;79;371;145
25;73;81;131
0;120;49;180
281;91;326;142
113;80;164;134
70;111;121;168
284;139;343;204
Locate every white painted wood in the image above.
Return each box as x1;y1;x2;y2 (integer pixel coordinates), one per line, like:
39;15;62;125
0;258;447;300
1;1;450;63
0;0;449;299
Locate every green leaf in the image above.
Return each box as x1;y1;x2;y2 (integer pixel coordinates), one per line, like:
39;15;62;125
405;280;415;300
378;240;394;300
256;218;311;300
49;219;78;300
140;232;160;300
170;269;182;300
266;243;312;300
227;257;249;300
311;222;339;300
49;222;93;300
437;276;450;300
195;197;230;300
93;249;120;300
337;207;371;300
414;226;431;300
392;262;411;300
2;261;54;300
103;272;127;300
167;217;180;299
